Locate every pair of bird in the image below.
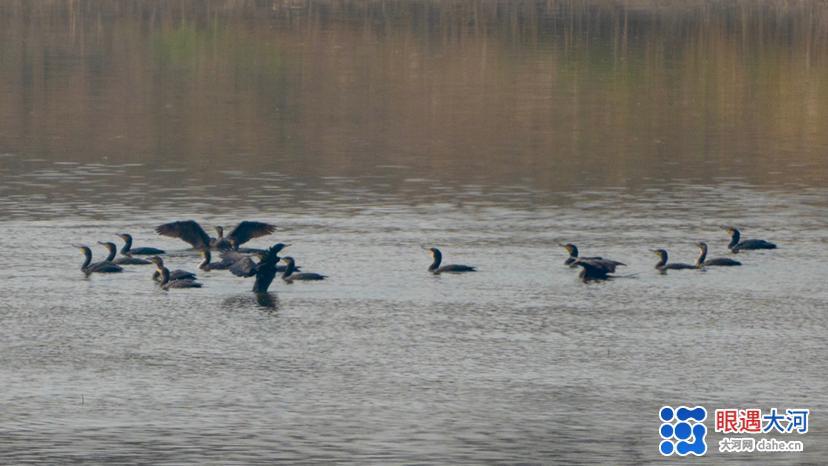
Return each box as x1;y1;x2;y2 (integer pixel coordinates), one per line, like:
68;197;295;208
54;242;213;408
652;242;740;271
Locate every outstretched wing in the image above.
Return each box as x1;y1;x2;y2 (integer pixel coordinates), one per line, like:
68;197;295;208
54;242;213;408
577;258;623;274
227;221;276;246
590;258;625;273
155;220;211;250
228;256;259;277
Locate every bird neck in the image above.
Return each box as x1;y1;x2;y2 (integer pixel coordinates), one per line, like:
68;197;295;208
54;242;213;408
696;248;707;267
429;252;442;271
283;260;295;277
159;267;171;285
569;245;579;258
655;253;667;268
120;236;132;255
728;230;740;248
104;246;116;262
81;250;92;270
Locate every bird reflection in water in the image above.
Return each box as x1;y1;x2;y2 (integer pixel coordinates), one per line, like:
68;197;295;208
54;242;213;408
222;292;279;311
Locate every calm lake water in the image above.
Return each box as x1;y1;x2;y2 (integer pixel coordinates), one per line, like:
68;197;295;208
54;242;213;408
1;1;827;463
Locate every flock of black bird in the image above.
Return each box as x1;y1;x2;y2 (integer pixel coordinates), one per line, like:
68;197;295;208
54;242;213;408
74;220;326;292
75;221;777;290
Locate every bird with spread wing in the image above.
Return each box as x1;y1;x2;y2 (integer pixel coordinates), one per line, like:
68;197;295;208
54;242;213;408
155;220;276;251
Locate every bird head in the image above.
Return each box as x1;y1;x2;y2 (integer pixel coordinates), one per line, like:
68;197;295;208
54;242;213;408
559;243;577;255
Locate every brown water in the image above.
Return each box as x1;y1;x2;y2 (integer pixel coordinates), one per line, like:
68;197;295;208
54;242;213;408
1;1;827;464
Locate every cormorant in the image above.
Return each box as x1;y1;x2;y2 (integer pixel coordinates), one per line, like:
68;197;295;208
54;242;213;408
155;220;276;251
151;260;202;289
559;243;605;266
226;243;289;292
225;243;292;278
281;256;327;282
696;242;742;267
427;247;476;274
198;249;235;271
98;241;151;265
652;249;696;272
74;244;123;275
148;256;197;282
117;233;165;255
571;257;622;282
725;227;777;252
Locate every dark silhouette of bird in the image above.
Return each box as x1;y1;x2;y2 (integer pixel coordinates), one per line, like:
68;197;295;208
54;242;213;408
148;256;197;282
98;241;151;265
652;249;696;272
281;256;327;282
117;233;165;255
198;249;236;271
559;243;606;266
427;247;476;274
696;242;742;267
150;257;202;289
225;244;294;278
74;244;123;275
725;227;777;252
571;257;625;282
226;243;289;293
155;220;276;251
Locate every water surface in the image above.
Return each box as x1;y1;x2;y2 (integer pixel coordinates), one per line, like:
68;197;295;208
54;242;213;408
1;1;827;464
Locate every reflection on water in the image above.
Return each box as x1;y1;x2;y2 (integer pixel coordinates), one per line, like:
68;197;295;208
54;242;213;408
223;292;280;310
1;1;828;464
2;0;828;217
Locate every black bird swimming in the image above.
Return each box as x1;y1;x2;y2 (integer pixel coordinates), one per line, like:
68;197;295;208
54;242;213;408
149;256;197;282
155;220;276;251
74;244;123;275
572;257;623;282
98;241;151;265
696;242;742;267
281;256;327;282
725;227;776;252
427;247;476;274
652;249;696;272
150;258;202;290
560;243;605;266
198;249;236;271
117;233;165;256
